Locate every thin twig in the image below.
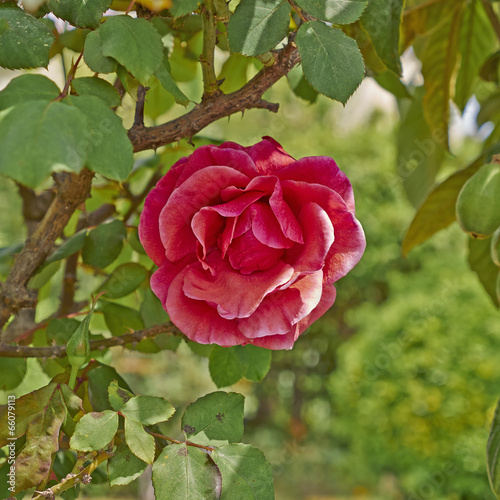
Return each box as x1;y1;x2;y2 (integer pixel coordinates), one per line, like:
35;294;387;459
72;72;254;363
133;85;149;128
0;322;183;358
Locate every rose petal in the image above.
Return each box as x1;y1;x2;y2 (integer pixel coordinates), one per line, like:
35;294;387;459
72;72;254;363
159;166;250;262
191;208;224;261
228;231;284;274
183;252;294;320
250;284;336;350
284;202;334;274
238;271;324;338
245;137;295;174
282;180;366;283
138;157;188;266
166;269;248;346
277;156;356;213
245;203;295;249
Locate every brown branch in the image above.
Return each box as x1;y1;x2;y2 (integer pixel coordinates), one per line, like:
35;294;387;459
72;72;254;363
0;170;94;334
133;85;149;128
128;37;300;152
0;322;183;358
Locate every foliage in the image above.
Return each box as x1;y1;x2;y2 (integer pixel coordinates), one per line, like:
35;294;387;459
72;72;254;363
0;0;498;498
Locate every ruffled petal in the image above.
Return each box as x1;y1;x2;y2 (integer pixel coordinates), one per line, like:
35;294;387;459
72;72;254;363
245;203;295;249
245;137;295;174
250;284;337;350
138;158;187;266
282;180;365;283
191;208;224;260
284;202;334;274
182;252;294;320
277;156;355;213
228;231;284;274
166;269;248;346
238;271;323;338
159;166;250;262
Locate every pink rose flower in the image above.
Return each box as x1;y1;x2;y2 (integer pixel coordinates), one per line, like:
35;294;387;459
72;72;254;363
139;137;365;350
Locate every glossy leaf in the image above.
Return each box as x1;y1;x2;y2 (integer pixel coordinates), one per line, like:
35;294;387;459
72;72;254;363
72;77;122;108
108;442;148;487
182;391;244;442
120;395;175;425
47;0;112;28
0;74;60;111
124;416;155;464
82;219;127;268
13;389;66;493
97;263;148;299
296;21;364;104
455;0;496;109
295;0;367;24
99;301;145;336
152;443;218;500
228;0;291;56
361;0;404;76
70;410;119;451
0;100;88;187
47;230;87;264
100;16;164;84
83;29;117;74
0;4;54;69
468;238;500;308
211;444;274;500
63;95;133;181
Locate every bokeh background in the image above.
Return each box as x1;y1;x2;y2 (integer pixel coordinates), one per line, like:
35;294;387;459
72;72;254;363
1;54;499;500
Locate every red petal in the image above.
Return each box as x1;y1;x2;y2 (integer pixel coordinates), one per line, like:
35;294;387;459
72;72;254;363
246;137;295;174
182;252;294;320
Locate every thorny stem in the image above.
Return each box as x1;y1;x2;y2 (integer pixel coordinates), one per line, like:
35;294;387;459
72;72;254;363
57;51;84;101
147;431;215;452
201;0;220;97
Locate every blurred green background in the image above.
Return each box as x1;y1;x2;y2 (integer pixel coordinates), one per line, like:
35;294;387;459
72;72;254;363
1;76;499;500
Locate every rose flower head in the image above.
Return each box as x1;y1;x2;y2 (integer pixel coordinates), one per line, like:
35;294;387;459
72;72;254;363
139;137;365;350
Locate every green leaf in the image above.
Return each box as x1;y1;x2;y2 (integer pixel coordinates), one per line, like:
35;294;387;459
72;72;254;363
140;289;169;327
63;95;133;181
480;50;500;83
59;27;90;52
121;395;175;425
401;144;500;256
287;65;318;103
0;100;88;187
397;86;445;207
211;444;274;500
97;263;148;299
488;396;500;496
0;74;60;111
295;0;367;24
360;0;404;76
240;345;272;382
47;229;87;264
83;29;118;74
296;21;364;104
82;219;127;268
65;303;94;370
187;340;214;357
28;260;60;290
99;301;145;336
182;391;244;442
0;4;54;69
0;242;23;260
152;443;218;500
155;56;191;106
455;0;496;110
108;380;134;411
373;71;411;99
14;388;66;493
416;3;464;148
108;442;148;487
144;76;175;120
468;238;500;308
100;16;164;84
209;346;247;388
87;362;135;411
72;77;121;108
128;227;147;254
47;0;112;28
219;53;250;94
70;410;119;451
228;0;291;56
0;358;27;390
124;416;155;464
170;0;200;18
46;318;81;345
